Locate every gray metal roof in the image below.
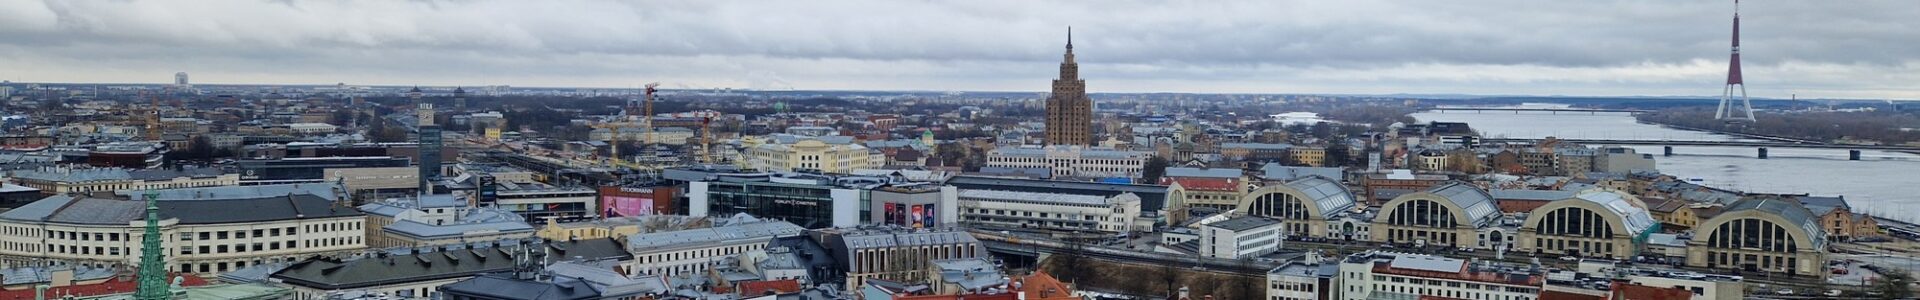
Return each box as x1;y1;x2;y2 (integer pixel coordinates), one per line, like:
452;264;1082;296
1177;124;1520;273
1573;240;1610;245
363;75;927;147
382;218;535;239
0;194;361;225
946;175;1171;213
1387;254;1464;273
1260;163;1343;182
1;265;116;286
1721;198;1828;249
1285;176;1356;216
114;182;344;202
1564;190;1656;237
625;221;803;252
272;238;629;290
1490;189;1577;201
1222;143;1295;150
1423;182;1501;228
1164;167;1242;179
1206;216;1283;232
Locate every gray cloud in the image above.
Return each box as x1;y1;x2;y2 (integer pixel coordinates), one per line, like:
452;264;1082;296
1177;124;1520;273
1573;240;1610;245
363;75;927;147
0;0;1916;99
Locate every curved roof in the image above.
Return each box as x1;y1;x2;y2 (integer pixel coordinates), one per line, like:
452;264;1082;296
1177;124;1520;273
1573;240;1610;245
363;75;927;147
1422;182;1500;228
1562;190;1656;236
1719;198;1828;249
1284;176;1356;216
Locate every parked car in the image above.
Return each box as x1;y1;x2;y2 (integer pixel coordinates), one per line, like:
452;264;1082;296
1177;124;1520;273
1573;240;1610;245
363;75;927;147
1775;288;1794;295
1559;256;1579;261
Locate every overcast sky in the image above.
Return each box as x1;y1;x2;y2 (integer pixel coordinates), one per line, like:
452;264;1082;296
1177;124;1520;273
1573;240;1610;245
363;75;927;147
2;0;1917;99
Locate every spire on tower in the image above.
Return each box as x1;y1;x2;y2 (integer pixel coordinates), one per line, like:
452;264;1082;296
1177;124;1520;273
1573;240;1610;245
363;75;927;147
1067;26;1073;50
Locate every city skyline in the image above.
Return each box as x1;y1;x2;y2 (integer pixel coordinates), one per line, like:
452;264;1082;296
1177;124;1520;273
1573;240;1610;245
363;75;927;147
3;1;1919;99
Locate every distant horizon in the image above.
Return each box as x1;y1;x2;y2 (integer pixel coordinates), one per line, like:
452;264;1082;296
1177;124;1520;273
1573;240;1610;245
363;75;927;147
10;79;1914;102
5;1;1918;100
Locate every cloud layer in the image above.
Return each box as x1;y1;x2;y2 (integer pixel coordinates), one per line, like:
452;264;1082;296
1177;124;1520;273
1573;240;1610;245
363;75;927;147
2;0;1916;99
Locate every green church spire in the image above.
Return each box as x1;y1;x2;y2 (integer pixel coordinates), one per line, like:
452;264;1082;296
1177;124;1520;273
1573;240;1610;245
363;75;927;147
134;190;172;300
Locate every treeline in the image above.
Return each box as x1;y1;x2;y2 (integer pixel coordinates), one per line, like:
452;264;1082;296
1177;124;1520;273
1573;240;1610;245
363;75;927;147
1638;107;1920;145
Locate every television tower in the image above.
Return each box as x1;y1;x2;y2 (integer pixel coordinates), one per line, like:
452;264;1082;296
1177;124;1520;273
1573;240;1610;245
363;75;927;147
1715;0;1756;122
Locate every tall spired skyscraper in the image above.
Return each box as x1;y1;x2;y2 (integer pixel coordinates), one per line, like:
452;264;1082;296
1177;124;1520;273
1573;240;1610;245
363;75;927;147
1045;27;1094;146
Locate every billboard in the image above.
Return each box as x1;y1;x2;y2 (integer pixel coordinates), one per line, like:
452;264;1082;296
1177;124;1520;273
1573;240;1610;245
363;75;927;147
603;196;655;217
882;203;937;228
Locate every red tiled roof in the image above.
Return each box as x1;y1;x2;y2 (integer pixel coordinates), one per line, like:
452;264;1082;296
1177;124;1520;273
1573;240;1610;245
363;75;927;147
736;279;802;296
1538;290;1604;300
0;273;211;300
1611;282;1693;300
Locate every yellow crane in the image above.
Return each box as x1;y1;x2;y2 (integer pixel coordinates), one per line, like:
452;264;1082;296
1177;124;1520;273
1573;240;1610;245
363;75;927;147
597;82;660;170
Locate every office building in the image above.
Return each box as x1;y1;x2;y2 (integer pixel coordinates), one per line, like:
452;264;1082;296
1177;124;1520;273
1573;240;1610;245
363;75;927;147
1043;29;1093;146
236;156;411;184
1199;216;1284;259
955;188;1141;233
983;145;1149;179
946;175;1173;231
690;172;955;229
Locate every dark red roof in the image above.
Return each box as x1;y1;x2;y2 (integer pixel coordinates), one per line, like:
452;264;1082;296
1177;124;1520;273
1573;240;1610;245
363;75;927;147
0;273;212;300
736;279;802;296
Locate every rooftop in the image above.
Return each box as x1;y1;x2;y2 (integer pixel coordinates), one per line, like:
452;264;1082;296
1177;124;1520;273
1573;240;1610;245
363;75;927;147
1205;216;1283;232
0;194;362;225
271;238;629;290
947;175;1170;214
625;220;804;252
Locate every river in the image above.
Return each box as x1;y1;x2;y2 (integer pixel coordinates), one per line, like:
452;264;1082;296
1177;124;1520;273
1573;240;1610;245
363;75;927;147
1413;104;1920;223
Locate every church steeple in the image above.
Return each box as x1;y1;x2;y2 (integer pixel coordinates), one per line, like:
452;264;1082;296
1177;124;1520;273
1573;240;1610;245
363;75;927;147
134;190;172;300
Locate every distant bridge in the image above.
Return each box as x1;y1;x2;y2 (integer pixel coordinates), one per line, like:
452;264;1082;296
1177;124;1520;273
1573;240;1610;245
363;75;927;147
1427;107;1652;114
1480;138;1920;159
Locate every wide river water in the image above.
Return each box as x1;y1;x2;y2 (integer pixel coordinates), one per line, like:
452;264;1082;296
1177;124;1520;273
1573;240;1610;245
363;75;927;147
1413;104;1920;223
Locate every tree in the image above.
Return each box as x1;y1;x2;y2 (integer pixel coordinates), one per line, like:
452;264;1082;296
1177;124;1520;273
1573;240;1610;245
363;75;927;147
1874;268;1913;300
1158;256;1186;298
1324;144;1352;168
1051;238;1091;285
1141;156;1170;184
1226;258;1264;300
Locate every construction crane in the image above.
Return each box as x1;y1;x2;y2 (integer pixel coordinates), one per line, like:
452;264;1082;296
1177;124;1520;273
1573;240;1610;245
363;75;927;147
699;117;712;164
596;82;661;170
642;82;659;152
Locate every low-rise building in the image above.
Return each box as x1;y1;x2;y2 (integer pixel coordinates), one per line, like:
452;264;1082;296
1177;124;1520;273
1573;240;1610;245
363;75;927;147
820;227;985;294
358;196;536;248
1267;258;1338;300
741;134;881;173
270;238;629;300
0;194;364;274
9;167;238;195
1337;251;1543;300
1159;167;1249;213
946;175;1174;232
1200;216;1284;260
621;220;804;277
